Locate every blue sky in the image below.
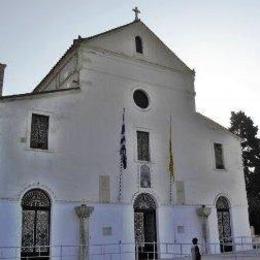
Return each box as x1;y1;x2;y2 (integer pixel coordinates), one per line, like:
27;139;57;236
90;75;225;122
1;0;260;129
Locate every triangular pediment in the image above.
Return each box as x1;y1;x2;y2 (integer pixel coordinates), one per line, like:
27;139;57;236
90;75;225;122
83;20;191;72
33;20;192;93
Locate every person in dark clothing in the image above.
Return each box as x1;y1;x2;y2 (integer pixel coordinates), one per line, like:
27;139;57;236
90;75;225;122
191;237;201;260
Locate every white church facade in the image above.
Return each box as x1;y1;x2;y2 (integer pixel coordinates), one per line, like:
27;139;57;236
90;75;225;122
0;15;251;259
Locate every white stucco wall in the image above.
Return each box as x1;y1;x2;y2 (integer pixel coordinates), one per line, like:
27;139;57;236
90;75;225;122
0;20;250;258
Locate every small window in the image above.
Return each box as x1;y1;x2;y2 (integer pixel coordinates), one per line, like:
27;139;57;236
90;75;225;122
177;226;185;234
140;165;151;188
135;36;143;54
133;89;149;109
30;114;49;150
137;131;150;161
214;143;225;169
102;226;112;236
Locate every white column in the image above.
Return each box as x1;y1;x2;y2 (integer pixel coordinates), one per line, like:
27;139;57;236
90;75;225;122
196;205;211;254
75;204;94;260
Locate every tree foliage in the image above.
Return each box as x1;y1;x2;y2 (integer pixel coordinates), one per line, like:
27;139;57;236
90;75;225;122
229;111;260;234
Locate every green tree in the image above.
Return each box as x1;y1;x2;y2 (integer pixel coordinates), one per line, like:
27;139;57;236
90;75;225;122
229;111;260;234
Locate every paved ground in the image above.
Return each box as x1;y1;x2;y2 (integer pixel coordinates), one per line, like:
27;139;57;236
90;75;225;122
163;250;260;259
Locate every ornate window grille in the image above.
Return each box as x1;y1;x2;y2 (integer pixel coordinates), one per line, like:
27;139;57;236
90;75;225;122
134;193;156;245
216;196;229;210
134;193;157;259
216;196;232;252
30;113;49;150
21;189;51;258
134;193;156;210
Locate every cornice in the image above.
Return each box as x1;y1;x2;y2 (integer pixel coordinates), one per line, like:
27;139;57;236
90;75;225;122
0;87;80;102
80;44;193;75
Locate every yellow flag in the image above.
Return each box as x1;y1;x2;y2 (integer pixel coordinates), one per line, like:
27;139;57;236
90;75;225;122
168;117;175;180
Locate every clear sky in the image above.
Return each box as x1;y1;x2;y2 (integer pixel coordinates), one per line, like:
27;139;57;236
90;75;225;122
1;0;260;130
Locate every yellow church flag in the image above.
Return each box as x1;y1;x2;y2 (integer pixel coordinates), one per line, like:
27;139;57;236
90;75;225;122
168;116;175;180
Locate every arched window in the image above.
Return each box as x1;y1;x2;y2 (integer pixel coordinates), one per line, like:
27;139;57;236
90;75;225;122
21;189;51;259
134;193;156;210
140;165;151;188
135;36;143;54
216;196;233;252
216;196;229;210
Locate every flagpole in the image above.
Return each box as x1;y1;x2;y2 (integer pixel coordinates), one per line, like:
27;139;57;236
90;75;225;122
169;171;173;204
118;108;127;202
118;165;123;202
169;115;174;204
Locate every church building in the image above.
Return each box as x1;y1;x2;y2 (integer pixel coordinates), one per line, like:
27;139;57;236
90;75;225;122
0;10;251;260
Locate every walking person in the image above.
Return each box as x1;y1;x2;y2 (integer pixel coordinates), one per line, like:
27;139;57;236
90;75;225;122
191;237;201;260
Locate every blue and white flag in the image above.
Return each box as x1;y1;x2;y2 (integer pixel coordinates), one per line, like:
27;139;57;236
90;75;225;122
120;108;127;169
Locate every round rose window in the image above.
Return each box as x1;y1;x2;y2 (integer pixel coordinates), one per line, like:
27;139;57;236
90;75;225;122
133;89;149;109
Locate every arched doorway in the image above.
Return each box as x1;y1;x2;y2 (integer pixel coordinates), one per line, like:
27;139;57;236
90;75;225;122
216;196;233;252
21;189;51;259
134;193;157;260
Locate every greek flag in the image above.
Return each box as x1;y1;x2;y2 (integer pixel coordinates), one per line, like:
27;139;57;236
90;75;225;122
120;108;127;169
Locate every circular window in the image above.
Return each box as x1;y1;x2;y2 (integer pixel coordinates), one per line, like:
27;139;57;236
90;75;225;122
133;89;149;109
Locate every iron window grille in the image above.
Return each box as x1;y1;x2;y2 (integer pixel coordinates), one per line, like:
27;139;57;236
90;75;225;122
214;143;225;169
137;131;150;161
30;113;49;150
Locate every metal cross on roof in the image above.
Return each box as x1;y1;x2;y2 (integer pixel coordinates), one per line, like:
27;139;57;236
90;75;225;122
132;7;141;21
